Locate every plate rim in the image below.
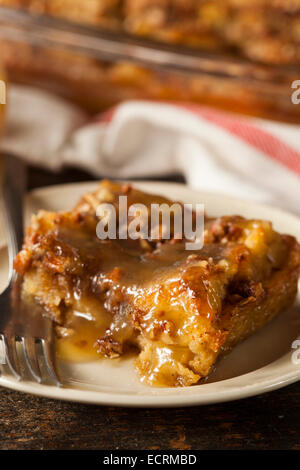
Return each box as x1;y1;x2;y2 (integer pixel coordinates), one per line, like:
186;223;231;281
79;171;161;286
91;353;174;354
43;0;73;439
0;365;299;407
0;180;299;407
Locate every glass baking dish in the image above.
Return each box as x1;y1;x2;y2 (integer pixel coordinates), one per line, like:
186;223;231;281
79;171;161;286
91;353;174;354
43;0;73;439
0;5;300;122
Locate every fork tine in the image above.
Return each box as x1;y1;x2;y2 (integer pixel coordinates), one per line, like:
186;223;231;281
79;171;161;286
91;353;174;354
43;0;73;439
41;338;62;387
3;334;22;381
0;334;6;365
22;337;42;384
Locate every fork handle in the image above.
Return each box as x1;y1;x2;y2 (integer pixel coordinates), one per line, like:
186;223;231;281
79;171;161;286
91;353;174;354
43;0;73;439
1;154;27;280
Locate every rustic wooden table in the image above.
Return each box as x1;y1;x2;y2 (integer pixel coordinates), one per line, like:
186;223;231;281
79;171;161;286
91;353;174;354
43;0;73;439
0;167;299;451
0;382;299;450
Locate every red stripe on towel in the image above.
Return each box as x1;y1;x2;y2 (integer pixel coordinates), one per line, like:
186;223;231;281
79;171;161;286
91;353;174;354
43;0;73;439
180;104;300;178
96;101;300;177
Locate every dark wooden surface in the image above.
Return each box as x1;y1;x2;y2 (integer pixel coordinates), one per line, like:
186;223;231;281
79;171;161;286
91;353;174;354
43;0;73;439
0;382;299;450
0;167;299;451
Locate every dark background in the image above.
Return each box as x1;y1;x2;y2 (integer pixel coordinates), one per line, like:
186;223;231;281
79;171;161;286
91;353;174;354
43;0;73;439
0;166;299;451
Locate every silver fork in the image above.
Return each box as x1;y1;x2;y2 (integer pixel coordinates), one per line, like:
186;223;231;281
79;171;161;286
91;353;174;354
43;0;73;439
0;154;61;386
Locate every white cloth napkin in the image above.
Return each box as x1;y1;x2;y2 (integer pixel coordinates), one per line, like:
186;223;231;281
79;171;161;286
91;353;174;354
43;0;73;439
1;85;300;214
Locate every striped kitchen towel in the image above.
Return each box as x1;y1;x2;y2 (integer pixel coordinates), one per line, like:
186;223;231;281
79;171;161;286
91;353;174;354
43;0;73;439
1;85;300;214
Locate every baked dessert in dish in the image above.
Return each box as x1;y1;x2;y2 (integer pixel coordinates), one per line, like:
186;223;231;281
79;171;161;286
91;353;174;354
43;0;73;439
124;0;300;65
0;0;122;28
1;0;300;64
14;181;300;387
1;1;300;123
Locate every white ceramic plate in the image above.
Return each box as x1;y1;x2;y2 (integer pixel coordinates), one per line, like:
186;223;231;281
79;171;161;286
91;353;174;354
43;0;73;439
0;181;300;407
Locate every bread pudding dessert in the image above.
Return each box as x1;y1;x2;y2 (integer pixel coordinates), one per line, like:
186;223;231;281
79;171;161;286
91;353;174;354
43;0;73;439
14;181;300;387
1;0;300;64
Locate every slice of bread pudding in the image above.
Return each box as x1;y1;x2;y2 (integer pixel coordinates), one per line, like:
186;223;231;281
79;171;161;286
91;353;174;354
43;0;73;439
14;181;300;387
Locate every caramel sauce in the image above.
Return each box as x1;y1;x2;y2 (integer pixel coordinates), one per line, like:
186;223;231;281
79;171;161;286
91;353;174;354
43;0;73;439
56;286;114;362
57;317;103;363
53;224;242;382
52;225;216;362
